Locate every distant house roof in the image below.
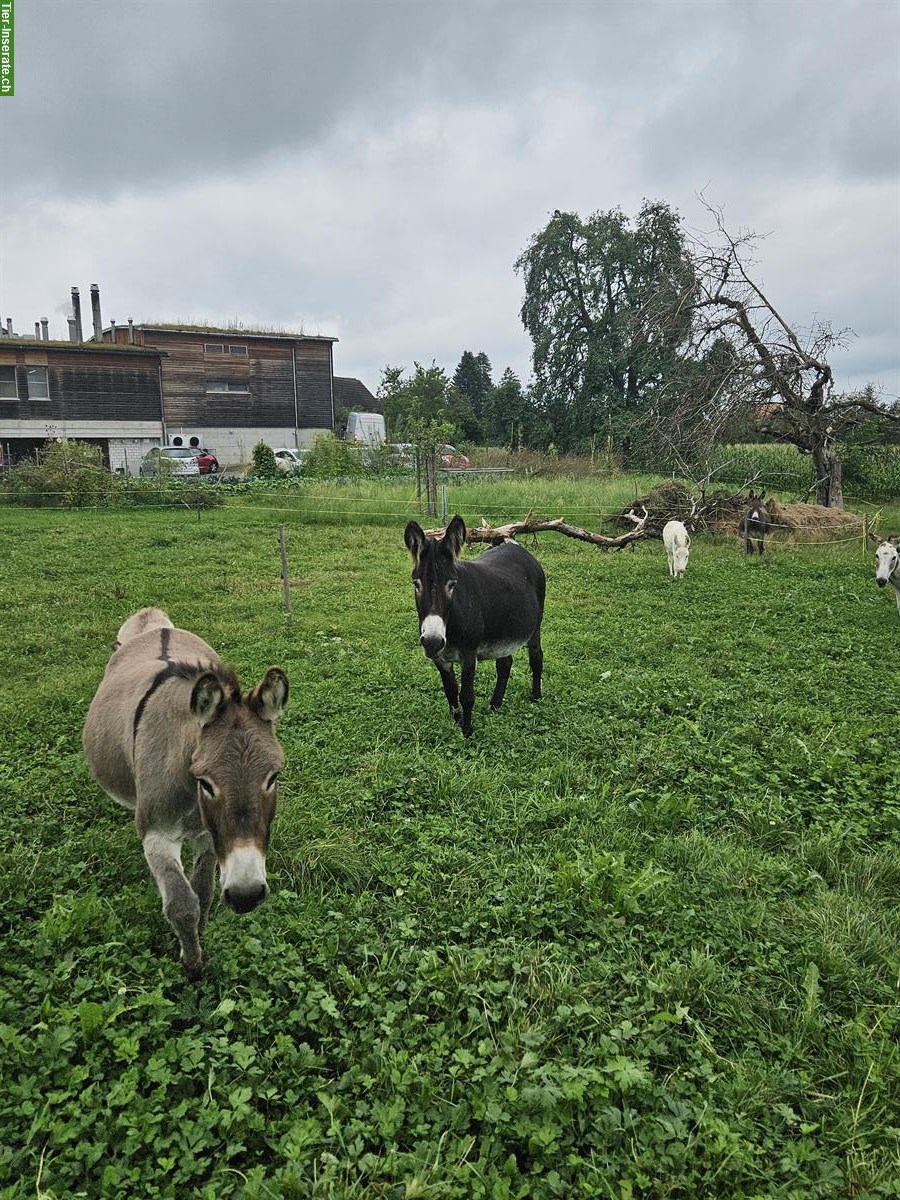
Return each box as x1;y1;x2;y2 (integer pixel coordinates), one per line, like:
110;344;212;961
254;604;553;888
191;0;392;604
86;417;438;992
129;323;338;343
0;337;164;358
333;376;380;412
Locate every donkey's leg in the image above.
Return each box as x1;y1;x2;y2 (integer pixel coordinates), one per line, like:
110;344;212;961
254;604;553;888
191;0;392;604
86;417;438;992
459;655;477;738
434;661;461;723
489;656;513;711
142;832;203;980
188;830;217;937
527;630;543;700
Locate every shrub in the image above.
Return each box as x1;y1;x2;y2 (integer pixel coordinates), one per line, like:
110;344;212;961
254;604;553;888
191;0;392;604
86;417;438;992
302;434;366;479
0;440;223;509
1;440;121;507
251;441;279;478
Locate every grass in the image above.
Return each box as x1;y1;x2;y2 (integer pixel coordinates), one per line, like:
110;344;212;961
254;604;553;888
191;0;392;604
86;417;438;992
0;486;898;1199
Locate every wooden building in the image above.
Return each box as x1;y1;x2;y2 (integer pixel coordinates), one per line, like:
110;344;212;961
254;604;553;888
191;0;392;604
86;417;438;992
0;337;165;473
1;286;352;472
104;322;338;466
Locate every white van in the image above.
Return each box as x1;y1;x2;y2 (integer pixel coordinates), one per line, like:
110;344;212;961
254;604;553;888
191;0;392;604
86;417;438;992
345;412;386;446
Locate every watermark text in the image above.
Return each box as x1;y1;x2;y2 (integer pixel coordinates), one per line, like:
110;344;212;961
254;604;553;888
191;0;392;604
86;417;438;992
1;0;13;97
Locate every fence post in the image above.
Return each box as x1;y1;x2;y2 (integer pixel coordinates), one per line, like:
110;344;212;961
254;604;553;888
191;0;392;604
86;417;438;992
278;524;292;624
441;482;448;525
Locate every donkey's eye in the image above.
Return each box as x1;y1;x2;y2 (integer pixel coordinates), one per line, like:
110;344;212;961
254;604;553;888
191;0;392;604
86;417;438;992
446;580;456;595
197;778;216;799
413;578;423;594
265;772;279;792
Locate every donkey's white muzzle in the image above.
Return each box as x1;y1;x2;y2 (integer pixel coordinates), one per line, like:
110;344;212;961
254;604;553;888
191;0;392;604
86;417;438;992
221;843;268;913
420;614;447;658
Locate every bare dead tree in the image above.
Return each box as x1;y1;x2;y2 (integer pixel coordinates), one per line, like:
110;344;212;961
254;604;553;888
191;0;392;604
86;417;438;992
635;201;899;508
424;508;651;550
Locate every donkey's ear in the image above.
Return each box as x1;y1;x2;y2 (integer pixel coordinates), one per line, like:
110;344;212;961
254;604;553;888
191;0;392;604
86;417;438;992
249;668;289;723
191;673;225;727
443;515;467;560
404;521;426;561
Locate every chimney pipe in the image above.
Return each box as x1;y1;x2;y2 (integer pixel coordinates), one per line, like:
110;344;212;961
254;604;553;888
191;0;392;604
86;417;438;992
90;283;102;341
67;317;77;342
110;319;117;343
71;288;83;342
41;318;49;341
5;318;11;336
127;318;135;344
34;322;41;340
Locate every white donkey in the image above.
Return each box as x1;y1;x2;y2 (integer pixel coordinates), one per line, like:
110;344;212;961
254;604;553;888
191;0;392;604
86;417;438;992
662;520;691;578
875;538;900;613
83;607;289;979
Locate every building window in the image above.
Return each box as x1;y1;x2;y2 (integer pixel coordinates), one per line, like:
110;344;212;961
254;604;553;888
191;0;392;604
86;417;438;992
204;343;247;355
204;343;226;354
228;345;248;355
205;380;250;393
0;366;17;398
26;366;50;399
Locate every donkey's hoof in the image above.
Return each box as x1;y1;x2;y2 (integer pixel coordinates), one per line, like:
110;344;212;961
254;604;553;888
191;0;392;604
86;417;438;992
181;955;204;982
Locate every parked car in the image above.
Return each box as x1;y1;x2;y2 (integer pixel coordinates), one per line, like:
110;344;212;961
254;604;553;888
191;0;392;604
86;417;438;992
195;448;219;474
273;447;309;472
139;447;201;477
387;443;414;468
439;445;471;469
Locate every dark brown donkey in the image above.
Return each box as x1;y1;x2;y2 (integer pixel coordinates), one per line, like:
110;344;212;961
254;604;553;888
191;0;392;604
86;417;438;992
83;608;288;979
404;516;546;737
740;493;772;555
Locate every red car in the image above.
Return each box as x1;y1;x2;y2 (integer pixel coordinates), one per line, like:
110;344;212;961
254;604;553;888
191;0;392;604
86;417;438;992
195;448;219;474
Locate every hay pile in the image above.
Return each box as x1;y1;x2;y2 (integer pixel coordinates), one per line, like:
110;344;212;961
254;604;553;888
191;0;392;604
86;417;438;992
617;480;864;542
765;499;863;542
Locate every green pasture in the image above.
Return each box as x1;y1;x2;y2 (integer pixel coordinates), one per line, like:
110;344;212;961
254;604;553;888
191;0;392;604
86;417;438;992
0;490;898;1199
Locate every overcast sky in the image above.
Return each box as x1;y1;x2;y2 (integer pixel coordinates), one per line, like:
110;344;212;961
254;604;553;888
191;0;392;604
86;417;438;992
1;0;898;401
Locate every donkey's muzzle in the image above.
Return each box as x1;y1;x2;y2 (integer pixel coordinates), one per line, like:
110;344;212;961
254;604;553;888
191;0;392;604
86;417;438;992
421;635;446;659
223;882;268;913
877;577;888;588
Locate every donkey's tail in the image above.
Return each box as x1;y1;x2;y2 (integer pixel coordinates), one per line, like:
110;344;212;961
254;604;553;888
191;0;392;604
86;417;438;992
115;607;175;648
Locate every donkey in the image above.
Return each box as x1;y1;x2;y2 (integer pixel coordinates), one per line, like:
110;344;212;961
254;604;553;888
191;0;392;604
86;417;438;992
740;494;772;555
404;516;546;738
875;537;900;613
662;519;690;578
83;607;288;980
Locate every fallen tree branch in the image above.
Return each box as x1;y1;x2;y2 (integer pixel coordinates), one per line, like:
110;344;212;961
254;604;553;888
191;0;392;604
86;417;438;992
425;510;651;550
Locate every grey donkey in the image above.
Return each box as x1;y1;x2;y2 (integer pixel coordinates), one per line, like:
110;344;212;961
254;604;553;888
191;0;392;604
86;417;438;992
740;494;772;555
83;608;288;980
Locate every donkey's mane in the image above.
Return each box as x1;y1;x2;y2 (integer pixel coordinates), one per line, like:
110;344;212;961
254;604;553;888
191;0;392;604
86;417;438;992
132;661;242;747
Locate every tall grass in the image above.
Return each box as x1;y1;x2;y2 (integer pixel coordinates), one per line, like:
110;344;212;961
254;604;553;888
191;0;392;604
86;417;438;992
707;442;900;501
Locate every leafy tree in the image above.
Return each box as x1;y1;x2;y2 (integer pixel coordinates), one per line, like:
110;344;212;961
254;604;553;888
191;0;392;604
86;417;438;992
484;368;532;448
377;362;457;442
452;351;493;439
516;200;695;452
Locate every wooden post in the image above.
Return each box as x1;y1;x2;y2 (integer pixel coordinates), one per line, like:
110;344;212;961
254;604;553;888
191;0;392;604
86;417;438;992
278;524;292;624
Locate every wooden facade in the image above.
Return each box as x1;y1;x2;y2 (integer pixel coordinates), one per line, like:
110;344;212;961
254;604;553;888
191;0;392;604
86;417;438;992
105;325;336;434
0;341;164;425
